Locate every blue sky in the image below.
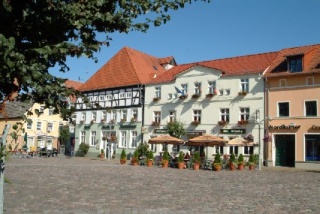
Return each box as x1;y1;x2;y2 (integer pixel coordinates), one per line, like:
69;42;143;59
50;0;320;82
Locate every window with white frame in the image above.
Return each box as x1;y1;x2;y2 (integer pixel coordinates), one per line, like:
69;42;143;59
181;84;188;95
305;100;317;116
219;89;223;96
280;79;287;87
168;93;172;99
120;131;127;148
215;146;223;154
229;146;238;155
47;122;53;132
239;108;250;121
119;92;125;98
126;92;132;98
39;106;44;113
155;86;161;98
131;109;138;121
130;131;138;148
101;111;107;121
27;121;32;129
225;89;230;96
121;110;127;122
193;110;201;122
220;108;229;121
90;131;96;146
81;112;86;122
154;111;161;123
173;93;178;99
106;94;112;100
80;131;86;144
89;96;93;101
208;81;216;94
99;96;105;101
240;79;249;92
194;82;202;95
168;111;176;122
111;110;117;122
48;108;54;115
150;143;157;152
92;111;97;121
244;146;254;155
306;77;314;85
37;121;42;130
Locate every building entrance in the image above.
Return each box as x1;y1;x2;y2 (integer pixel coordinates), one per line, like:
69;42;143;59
275;135;295;167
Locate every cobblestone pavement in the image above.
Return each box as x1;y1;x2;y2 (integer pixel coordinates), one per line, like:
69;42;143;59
3;157;320;214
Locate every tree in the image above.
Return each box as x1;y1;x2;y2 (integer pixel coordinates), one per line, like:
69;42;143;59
166;120;185;138
0;0;209;121
59;126;70;145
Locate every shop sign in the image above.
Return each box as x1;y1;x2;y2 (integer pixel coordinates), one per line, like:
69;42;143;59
269;124;300;129
220;129;246;134
120;124;136;128
154;128;168;134
186;130;206;137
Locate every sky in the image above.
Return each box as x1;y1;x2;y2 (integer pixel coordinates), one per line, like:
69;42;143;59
50;0;320;82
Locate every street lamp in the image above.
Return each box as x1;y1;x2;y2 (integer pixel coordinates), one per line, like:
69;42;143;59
255;109;269;170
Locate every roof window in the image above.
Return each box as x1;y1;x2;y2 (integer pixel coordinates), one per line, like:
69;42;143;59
287;56;303;72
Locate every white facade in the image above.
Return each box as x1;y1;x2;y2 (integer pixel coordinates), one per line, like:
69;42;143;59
144;65;264;161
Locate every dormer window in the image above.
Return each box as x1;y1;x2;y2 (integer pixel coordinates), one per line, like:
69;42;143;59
288;56;302;72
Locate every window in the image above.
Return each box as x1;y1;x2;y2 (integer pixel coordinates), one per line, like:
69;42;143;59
193;110;201;122
279;79;287;87
47;122;53;132
39;106;44;113
131;109;138;121
150;143;157;152
168;93;172;99
126;92;132;98
27;121;32;129
194;82;201;95
208;81;216;94
307;77;314;85
81;112;86;121
168;111;176;122
37;136;45;148
92;111;97;120
288;57;302;72
181;84;188;95
225;89;230;96
130;131;137;148
119;92;125;98
80;131;86;144
37;121;42;130
154;111;161;123
219;89;223;96
101;111;107;121
305;135;320;161
173;93;178;99
305;101;317;116
239;108;250;121
120;131;127;148
106;95;112;100
244;146;254;155
90;131;96;146
230;146;238;155
48;108;54;115
215;146;223;154
220;108;230;121
240;79;249;92
155;87;161;98
121;110;127;121
89;96;93;101
278;102;289;117
99;96;105;101
111;110;117;122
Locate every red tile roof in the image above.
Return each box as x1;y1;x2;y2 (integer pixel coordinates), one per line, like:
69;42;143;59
79;47;174;92
64;80;83;90
148;52;279;84
264;44;320;77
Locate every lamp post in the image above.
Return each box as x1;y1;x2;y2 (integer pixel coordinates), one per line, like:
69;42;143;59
255;109;269;170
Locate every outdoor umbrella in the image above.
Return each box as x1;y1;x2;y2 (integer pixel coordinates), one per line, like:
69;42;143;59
185;134;227;156
227;137;248;146
148;135;184;145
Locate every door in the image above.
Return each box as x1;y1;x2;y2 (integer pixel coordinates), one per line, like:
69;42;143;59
275;135;295;167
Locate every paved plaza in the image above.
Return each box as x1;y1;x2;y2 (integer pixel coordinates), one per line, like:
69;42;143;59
3;157;320;214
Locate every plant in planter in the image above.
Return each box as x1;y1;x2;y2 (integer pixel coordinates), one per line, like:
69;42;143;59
153;97;160;102
237;153;244;170
218;120;228;126
120;148;127;165
192;151;201;170
191;120;200;126
130;117;136;123
146;150;154;167
191;94;200;99
247;154;255;170
120;118;126;123
151;121;160;126
263;134;272;143
162;151;170;168
91;119;95;125
212;152;222;171
244;133;254;142
238;120;249;125
177;151;185;169
100;149;105;159
238;91;248;96
228;153;237;171
131;150;139;166
206;93;214;98
179;94;188;99
100;119;105;124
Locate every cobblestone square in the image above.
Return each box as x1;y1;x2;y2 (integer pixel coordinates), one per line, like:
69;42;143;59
3;157;320;213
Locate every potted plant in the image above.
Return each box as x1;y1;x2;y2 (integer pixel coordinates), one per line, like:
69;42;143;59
228;153;237;171
248;154;255;170
100;149;105;160
206;93;214;98
237;153;244;170
177;151;185;169
191;94;200;99
191;120;200;126
218;120;228;125
146;150;154;167
212;152;222;171
131;150;139;166
153;97;160;102
120;148;127;165
151;121;160;126
192;151;201;170
162;151;170;168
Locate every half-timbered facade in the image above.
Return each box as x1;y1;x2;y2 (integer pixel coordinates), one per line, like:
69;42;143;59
75;47;176;158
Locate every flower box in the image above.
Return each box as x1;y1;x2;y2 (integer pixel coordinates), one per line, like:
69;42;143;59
130;117;136;123
100;119;105;123
263;134;272;143
191;121;200;126
80;120;84;124
206;93;214;98
121;118;126;123
238;91;248;96
109;119;115;124
90;120;95;124
218;120;228;125
238;120;249;125
179;95;188;100
191;94;200;99
153;97;160;102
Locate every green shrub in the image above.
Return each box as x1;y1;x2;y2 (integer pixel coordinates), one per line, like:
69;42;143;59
147;150;154;162
230;153;236;163
193;151;201;164
178;151;184;163
163;151;169;161
238;153;244;164
214;152;221;164
121;148;126;160
77;143;89;157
